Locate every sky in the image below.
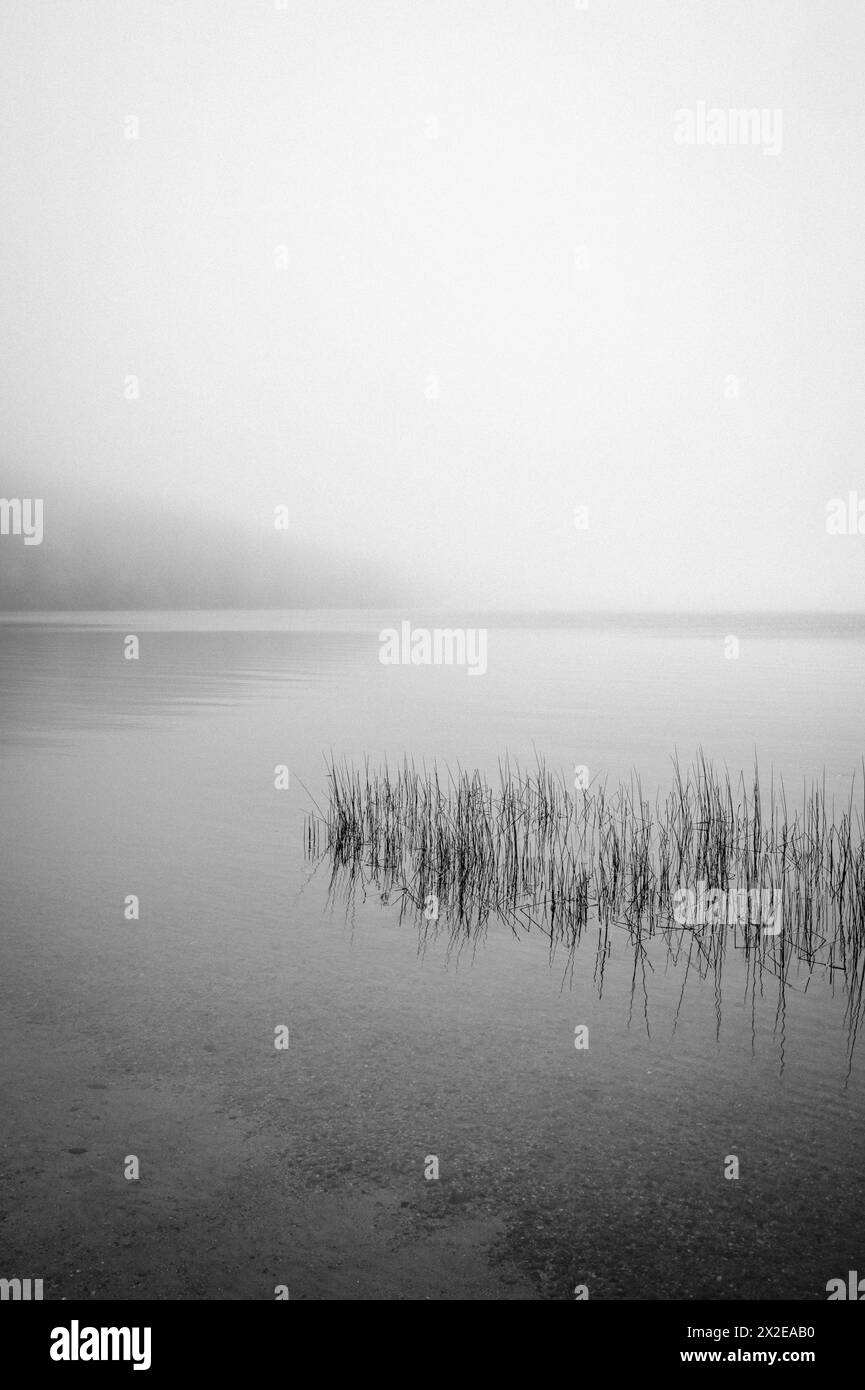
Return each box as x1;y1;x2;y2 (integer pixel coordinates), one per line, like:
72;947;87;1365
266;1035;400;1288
1;0;865;610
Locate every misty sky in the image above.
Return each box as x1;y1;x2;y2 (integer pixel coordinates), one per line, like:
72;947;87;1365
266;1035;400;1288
2;0;864;610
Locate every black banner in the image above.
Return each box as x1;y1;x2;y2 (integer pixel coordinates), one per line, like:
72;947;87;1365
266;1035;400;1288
1;1299;857;1377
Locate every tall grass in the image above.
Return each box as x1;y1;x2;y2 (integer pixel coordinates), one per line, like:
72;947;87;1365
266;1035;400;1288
305;753;865;1065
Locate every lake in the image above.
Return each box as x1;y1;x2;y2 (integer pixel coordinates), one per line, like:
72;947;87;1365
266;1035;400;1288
1;611;863;1300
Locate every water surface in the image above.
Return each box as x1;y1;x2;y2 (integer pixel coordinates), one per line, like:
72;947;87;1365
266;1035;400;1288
1;612;863;1299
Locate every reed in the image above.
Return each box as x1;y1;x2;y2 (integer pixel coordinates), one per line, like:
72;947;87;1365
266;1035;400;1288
305;752;865;1063
310;754;861;931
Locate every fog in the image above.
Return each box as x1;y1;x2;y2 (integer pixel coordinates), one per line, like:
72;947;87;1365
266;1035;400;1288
1;1;864;610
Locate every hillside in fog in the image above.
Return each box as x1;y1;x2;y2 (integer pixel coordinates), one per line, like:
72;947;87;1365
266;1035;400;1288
0;494;408;610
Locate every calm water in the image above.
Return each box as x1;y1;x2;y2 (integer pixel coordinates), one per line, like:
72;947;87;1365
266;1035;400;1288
1;611;864;1300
